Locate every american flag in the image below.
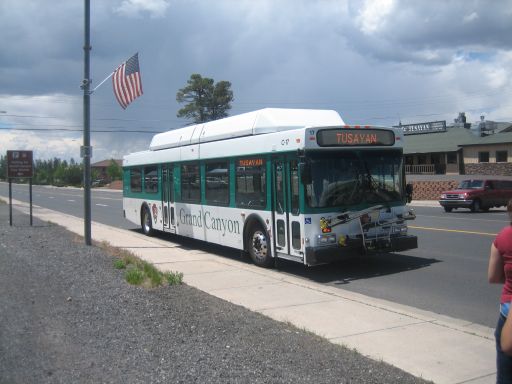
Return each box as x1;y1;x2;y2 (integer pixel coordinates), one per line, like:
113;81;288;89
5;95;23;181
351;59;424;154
112;53;143;109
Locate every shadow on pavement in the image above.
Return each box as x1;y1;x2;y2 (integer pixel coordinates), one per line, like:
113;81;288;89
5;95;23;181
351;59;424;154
274;253;441;285
129;227;440;285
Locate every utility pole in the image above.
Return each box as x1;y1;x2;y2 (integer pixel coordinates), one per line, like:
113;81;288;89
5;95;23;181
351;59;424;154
81;0;92;245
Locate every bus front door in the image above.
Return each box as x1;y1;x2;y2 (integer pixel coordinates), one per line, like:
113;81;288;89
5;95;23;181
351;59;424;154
273;160;289;256
272;159;304;262
287;160;303;260
162;165;176;233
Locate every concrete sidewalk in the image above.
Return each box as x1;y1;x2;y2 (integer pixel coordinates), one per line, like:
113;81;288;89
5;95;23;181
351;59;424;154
2;196;495;384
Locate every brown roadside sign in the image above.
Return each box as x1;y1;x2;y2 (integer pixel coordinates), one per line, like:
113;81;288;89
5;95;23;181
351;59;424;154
7;150;33;178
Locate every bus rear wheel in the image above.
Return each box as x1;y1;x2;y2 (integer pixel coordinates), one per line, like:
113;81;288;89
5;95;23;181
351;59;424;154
247;224;273;268
141;205;154;236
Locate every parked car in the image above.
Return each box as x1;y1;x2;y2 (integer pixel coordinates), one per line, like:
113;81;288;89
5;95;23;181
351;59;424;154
91;179;106;188
439;179;512;212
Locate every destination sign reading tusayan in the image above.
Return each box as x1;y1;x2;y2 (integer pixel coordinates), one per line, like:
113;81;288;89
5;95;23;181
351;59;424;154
316;128;395;147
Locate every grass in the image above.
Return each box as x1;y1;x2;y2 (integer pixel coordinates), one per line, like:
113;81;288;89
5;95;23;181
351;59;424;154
166;270;184;285
125;266;145;285
95;240;184;288
113;259;126;269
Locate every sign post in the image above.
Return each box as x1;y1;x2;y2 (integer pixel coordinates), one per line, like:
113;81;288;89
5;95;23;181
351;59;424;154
6;150;34;226
82;0;92;246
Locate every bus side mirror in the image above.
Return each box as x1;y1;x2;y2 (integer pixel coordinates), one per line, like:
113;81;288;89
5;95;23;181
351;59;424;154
405;183;413;203
300;163;312;185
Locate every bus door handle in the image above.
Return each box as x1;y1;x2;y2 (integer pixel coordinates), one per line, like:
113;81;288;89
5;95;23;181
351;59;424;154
171;207;175;225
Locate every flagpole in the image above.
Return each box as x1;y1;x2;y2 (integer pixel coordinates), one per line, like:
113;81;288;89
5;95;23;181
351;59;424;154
82;0;92;246
91;71;114;94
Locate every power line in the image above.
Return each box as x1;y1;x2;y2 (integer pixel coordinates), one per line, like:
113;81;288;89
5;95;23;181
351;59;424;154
0;127;162;133
1;113;183;124
2;89;512;129
3;86;512;110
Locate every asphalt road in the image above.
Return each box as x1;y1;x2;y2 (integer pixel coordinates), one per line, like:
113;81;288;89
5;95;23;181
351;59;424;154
0;181;504;329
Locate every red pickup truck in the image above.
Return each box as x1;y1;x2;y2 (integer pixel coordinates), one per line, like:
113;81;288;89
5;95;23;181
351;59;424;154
439;179;512;212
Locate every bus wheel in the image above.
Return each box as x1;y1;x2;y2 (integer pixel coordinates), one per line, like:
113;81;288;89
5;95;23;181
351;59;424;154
141;205;154;236
247;225;273;268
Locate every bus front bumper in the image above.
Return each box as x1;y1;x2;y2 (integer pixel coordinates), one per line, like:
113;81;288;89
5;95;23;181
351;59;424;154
304;235;418;266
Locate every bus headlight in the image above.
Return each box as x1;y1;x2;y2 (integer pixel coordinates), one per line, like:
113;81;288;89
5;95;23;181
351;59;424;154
316;234;336;246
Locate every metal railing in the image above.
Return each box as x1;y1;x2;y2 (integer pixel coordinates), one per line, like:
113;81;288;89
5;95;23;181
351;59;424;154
405;164;435;175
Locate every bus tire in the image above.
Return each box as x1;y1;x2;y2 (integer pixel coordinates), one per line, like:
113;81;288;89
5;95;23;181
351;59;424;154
247;224;273;268
141;204;154;236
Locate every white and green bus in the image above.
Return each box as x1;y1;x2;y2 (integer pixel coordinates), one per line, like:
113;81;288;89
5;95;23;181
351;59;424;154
123;108;417;267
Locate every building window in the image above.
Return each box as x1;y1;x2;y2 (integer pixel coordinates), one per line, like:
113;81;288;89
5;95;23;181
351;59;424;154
205;161;229;205
446;152;457;164
478;152;490;163
496;151;508;163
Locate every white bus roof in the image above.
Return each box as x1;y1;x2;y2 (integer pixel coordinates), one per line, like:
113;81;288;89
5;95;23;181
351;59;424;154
149;108;344;151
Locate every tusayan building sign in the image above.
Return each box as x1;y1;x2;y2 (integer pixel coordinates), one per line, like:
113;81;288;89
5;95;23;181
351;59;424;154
395;120;447;135
7;150;33;178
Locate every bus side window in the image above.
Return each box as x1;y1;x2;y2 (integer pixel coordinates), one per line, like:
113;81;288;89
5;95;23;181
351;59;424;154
130;168;142;193
144;166;158;194
181;163;200;203
205;161;229;205
236;159;266;209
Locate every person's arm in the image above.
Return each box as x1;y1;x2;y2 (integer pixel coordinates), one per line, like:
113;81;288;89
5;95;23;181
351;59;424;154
488;243;505;284
502;312;512;355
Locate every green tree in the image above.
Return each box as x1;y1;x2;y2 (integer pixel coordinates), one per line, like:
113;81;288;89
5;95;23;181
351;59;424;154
106;159;122;181
176;74;233;123
64;163;82;186
0;155;6;181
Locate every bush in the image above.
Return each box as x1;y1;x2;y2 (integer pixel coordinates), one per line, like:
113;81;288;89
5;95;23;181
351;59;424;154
143;262;163;286
125;267;144;285
113;259;126;269
166;271;184;286
98;241;183;288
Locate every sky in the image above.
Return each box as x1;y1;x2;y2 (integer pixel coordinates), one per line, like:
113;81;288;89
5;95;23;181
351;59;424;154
1;0;512;162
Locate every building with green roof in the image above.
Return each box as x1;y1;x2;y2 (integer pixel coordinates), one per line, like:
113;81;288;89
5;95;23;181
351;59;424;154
401;116;512;176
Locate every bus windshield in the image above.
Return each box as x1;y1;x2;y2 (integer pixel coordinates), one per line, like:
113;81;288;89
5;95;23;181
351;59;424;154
306;150;403;208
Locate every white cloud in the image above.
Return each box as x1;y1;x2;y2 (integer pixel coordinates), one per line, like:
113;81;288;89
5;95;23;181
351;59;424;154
1;0;512;163
463;11;479;23
114;0;170;18
0;94;83;160
355;0;395;35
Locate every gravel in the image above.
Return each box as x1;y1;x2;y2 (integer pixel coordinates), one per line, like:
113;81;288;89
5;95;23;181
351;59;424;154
0;204;431;384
